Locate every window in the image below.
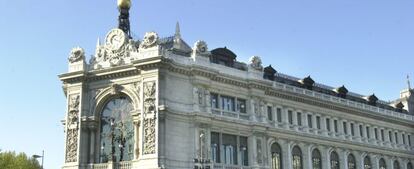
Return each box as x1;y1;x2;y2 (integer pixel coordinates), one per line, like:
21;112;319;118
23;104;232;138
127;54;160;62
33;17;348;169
297;112;302;126
222;134;237;165
292;146;302;169
381;129;385;141
268;106;273;121
403;134;406;145
359;125;363;137
99;97;134;163
330;151;339;169
237;99;246;113
409;135;412;146
277;108;282;123
326;118;331;131
348;154;356;169
394;160;400;169
334;120;338;133
389;131;393;143
240;137;248;166
366;127;370;139
350;123;355;136
374;128;378;140
211;93;219;109
211;132;248;165
343;122;348;135
308;115;313;128
211;132;220;163
395;132;399;144
312;149;322;169
221;95;235;112
364;156;371;169
288;110;293;125
407;162;413;169
271;143;282;169
316;116;321;130
379;158;386;169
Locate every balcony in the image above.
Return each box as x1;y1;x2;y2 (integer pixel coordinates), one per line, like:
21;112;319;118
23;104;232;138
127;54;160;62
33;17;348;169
90;161;132;169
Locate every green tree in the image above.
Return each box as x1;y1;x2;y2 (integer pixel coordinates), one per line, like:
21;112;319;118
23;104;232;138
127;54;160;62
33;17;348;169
0;151;41;169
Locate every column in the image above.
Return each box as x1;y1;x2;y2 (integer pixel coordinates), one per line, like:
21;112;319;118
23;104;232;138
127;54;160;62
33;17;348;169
330;118;336;137
346;121;352;140
312;115;318;135
338;119;345;139
370;154;379;169
281;140;291;169
385;129;391;147
321;116;328;137
354;122;361;142
338;149;346;169
248;135;257;167
301;143;311;169
369;126;376;144
354;151;363;169
321;146;330;169
293;111;298;131
361;124;367;142
303;112;309;133
282;108;289;129
89;127;96;163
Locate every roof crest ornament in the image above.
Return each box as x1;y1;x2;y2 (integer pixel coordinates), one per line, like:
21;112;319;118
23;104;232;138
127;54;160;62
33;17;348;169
407;74;411;90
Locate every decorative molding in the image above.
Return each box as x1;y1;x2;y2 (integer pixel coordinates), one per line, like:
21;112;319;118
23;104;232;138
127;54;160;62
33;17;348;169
249;56;263;71
65;94;80;163
68;47;85;63
140;32;159;49
143;81;157;155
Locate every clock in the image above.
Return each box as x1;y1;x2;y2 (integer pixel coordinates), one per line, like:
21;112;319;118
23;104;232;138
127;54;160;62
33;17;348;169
105;29;127;51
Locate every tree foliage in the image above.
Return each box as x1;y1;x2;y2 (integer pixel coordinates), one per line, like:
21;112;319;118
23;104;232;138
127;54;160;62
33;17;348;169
0;151;41;169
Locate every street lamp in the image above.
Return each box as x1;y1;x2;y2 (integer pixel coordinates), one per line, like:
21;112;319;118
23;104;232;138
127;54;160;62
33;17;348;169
32;150;44;169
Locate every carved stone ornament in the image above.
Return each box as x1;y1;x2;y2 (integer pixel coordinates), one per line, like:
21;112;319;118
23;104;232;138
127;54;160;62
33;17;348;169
139;32;159;49
249;56;263;71
65;128;78;163
68;95;80;125
110;84;123;95
143;118;156;154
193;40;209;54
68;47;85;63
143;81;157;155
89;29;139;69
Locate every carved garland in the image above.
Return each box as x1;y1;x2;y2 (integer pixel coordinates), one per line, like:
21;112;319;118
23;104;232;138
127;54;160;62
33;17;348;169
65;95;80;163
143;81;157;155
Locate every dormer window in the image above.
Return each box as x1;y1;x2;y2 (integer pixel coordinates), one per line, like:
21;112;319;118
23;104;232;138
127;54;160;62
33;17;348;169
210;47;237;67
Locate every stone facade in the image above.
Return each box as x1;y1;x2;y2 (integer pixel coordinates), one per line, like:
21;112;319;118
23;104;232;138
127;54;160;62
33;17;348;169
60;25;414;169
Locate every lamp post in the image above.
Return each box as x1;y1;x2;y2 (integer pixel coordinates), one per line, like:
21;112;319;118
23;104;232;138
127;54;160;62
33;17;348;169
32;150;44;169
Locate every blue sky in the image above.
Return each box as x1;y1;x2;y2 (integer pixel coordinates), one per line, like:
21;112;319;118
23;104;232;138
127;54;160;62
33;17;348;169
0;0;413;168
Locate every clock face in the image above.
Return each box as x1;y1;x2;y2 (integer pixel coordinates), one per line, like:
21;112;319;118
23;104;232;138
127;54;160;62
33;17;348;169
105;29;127;51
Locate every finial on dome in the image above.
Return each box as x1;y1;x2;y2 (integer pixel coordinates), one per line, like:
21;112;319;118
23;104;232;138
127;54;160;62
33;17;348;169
407;74;411;90
175;21;181;38
117;0;131;10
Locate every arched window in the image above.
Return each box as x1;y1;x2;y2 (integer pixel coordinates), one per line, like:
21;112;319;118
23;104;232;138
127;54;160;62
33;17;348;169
408;162;413;169
347;154;356;169
99;96;134;163
364;156;371;169
394;160;400;169
292;146;302;169
271;143;282;169
312;149;322;169
379;158;386;169
330;151;339;169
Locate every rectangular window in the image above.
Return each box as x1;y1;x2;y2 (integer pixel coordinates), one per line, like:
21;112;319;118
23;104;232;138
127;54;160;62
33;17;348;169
381;129;385;141
240;136;248;166
221;95;235;111
359;125;363;137
277;108;282;123
395;132;399;144
326;118;331;131
308;114;313;128
403;134;406;145
366;127;370;139
297;112;302;126
374;128;378;140
316;116;321;130
237;99;246;113
409;135;412;146
343;122;347;135
211;93;219;109
222;134;237;165
288;110;293;125
350;123;355;136
267;106;273;121
389;131;393;142
334;120;338;133
211;132;220;163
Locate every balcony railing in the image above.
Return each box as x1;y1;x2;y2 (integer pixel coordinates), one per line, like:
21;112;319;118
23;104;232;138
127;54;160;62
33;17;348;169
212;163;252;169
90;161;132;169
